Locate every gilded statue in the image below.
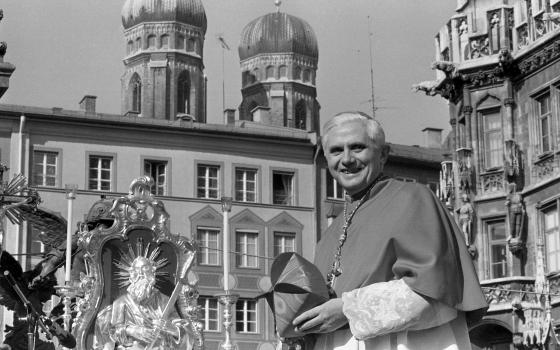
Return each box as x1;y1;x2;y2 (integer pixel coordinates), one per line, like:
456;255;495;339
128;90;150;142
95;244;192;350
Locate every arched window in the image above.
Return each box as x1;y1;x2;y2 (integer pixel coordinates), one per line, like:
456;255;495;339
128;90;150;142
135;37;142;51
187;38;196;52
295;100;306;130
278;65;287;79
253;68;260;82
147;35;156;49
160;34;169;49
294;66;302;80
176;34;185;50
302;69;310;83
266;66;275;80
130;74;142;113
177;71;191;114
127;40;134;54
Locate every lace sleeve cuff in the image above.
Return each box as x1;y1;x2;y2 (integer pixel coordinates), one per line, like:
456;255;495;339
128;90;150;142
341;279;431;340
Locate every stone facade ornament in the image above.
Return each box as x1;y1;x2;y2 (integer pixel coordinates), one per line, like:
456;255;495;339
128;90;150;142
456;194;474;246
506;183;525;255
457;148;473;193
439;160;454;205
504;139;520;180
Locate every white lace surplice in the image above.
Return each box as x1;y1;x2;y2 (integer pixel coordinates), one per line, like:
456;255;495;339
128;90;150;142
312;280;472;350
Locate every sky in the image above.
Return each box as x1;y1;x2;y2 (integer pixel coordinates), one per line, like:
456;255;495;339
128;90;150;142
0;0;457;146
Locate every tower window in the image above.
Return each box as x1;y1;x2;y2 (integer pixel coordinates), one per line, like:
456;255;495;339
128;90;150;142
160;34;169;49
295;100;307;130
187;38;196;52
294;66;302;80
127;40;134;55
147;35;156;49
278;65;287;79
177;71;191;114
135;37;141;51
130;74;142;113
176;34;185;50
266;66;274;80
303;69;311;83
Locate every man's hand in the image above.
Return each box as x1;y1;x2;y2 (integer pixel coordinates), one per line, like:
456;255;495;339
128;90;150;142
292;298;347;334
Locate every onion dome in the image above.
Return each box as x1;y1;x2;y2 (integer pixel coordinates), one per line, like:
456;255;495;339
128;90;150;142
239;12;318;61
121;0;207;33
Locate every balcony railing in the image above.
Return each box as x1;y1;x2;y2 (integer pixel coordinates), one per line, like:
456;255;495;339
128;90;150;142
481;276;539;311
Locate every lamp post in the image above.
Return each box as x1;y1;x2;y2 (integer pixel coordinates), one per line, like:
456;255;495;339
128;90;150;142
64;184;77;284
218;196;238;350
55;184;79;341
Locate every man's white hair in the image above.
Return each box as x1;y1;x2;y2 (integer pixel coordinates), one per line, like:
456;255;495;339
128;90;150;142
321;111;386;149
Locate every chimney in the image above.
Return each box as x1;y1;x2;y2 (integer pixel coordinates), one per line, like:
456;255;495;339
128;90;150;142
79;95;97;114
224;108;236;124
422;127;442;148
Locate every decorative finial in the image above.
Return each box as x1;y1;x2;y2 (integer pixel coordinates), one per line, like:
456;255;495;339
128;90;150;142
274;0;282;13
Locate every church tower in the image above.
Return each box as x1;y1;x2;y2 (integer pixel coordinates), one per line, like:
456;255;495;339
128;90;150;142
121;0;207;122
238;1;320;131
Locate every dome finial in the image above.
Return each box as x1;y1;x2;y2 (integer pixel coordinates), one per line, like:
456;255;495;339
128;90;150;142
274;0;282;13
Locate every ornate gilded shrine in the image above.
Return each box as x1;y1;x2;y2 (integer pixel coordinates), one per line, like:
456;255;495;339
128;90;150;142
71;176;203;350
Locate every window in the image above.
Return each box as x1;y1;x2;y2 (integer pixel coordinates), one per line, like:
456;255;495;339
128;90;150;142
544;206;560;272
303;69;311;82
295;100;306;130
266;66;274;80
197;228;220;266
187;38;196;52
197;164;219;199
326;172;344;200
177;71;191;114
130;74;142;113
160;34;169;49
32;150;58;187
127;40;133;54
294;66;302;80
235;168;257;202
278;65;287;79
487;220;508;278
235;299;258;333
198;296;219;331
147;35;156;49
272;171;294;205
176;34;185;50
144;160;167;195
236;230;258;268
88;155;112;191
537;93;553;153
482;111;503;169
273;232;295;257
135;37;141;51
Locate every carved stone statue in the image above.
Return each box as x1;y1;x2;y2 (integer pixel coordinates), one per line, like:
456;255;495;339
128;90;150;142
456;194;474;246
506;183;525;253
95;246;192;350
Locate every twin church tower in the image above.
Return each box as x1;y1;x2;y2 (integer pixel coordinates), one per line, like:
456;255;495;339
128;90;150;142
120;0;320;132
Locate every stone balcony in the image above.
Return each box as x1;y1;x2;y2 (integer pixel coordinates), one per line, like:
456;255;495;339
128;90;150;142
481;276;541;312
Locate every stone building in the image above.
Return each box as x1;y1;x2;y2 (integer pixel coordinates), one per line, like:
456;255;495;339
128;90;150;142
419;0;560;348
0;1;444;349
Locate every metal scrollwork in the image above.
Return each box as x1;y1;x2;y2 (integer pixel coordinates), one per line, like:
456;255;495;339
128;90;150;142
73;176;203;350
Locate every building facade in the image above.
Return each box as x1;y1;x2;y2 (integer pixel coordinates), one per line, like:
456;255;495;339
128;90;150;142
421;0;560;348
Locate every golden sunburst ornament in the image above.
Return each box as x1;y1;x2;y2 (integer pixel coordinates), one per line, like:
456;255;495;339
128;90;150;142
114;237;169;289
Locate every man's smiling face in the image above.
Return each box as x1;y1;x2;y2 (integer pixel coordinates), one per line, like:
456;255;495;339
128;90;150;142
324;120;388;196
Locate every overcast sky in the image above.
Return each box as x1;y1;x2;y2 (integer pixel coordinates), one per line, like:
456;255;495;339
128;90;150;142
1;0;457;146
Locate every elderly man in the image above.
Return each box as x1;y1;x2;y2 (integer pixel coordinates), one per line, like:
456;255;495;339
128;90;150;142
293;112;487;349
